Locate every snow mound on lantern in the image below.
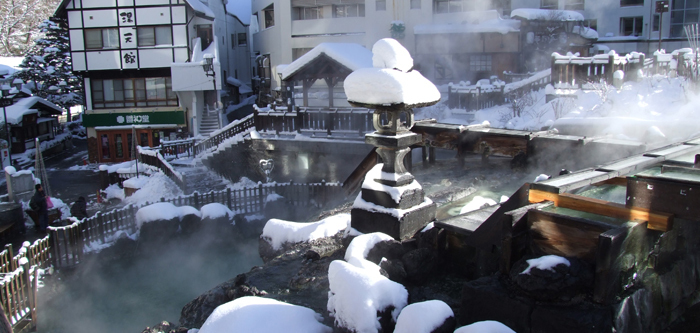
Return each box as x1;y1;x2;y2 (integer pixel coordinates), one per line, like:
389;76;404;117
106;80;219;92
394;300;455;333
345;68;440;106
327;260;408;333
198;296;332;333
344;232;394;270
372;38;413;72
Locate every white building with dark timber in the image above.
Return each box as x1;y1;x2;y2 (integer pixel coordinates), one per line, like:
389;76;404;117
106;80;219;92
54;0;253;163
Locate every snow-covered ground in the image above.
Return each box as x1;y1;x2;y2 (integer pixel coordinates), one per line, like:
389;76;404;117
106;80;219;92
417;75;700;145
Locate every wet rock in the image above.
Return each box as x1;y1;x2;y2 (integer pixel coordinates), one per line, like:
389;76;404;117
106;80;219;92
510;256;593;302
235;214;267;238
402;248;439;284
366;239;405;264
140;321;182;333
180;212;201;234
461;276;531;333
139;218;179;244
432;316;457;333
259;231;347;263
304;250;321;261
379;258;407;284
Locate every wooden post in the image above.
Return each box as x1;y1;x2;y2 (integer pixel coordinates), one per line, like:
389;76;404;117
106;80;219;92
49;229;60;269
258;183;265;213
21;258;36;329
694;154;700;168
227;188;232;209
429;147;436;164
97;212;105;244
422;146;428;167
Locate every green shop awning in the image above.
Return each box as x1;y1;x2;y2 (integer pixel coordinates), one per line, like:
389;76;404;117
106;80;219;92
82;111;186;128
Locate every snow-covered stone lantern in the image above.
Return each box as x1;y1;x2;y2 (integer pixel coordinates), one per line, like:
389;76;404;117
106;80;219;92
345;38;440;240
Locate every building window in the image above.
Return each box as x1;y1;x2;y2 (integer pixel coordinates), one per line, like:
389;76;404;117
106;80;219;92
411;0;421;9
377;0;386;11
237;33;247;46
292;6;323;20
620;0;643;6
231;34;236;48
92;77;178;109
564;0;584;10
434;0;463;13
653;14;660;32
293;47;313;60
137;26;172;47
671;0;700;37
101;134;110;159
540;0;557;9
263;4;275;28
85;28;119;49
333;4;365;17
620;16;643;36
584;19;597;31
469;54;492;72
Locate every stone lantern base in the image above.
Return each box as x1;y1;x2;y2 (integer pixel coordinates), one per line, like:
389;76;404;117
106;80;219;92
351;200;436;241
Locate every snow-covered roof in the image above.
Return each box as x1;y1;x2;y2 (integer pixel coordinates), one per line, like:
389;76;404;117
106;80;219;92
225;0;251;25
185;0;215;20
510;8;584;21
280;43;373;81
572;26;598;39
3;96;63;125
415;11;520;35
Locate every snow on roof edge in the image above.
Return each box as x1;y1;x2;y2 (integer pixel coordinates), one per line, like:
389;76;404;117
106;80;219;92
280;43;373;81
184;0;215;20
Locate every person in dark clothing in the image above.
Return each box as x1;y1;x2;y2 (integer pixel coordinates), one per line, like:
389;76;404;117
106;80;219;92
30;184;48;233
70;196;88;220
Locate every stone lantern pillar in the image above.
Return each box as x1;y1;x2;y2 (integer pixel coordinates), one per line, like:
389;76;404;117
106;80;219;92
344;39;440;240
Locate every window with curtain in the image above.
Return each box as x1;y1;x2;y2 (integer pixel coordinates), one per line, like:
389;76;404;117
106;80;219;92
85;28;119;49
92;77;178;108
137;26;172;46
333;4;365;17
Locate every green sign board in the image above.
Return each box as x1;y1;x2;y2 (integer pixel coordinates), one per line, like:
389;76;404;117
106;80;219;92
82;111;186;127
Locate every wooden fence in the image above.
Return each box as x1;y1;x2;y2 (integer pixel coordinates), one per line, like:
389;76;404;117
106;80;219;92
47;181;343;270
192;114;255;156
0;241;45;332
255;107;374;136
159;139;196;159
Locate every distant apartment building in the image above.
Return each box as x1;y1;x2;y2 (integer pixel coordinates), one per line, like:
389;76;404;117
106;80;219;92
55;0;252;163
251;0;596;98
514;0;695;54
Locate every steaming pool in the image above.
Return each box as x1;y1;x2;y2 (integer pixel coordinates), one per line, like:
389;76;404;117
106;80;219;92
36;234;262;333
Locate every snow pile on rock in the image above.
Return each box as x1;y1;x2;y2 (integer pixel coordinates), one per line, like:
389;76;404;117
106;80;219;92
327;232;408;332
198;296;331;333
135;202;200;228
394;300;455;333
455;320;516;333
200;203;236;220
520;255;570;275
261;213;351;250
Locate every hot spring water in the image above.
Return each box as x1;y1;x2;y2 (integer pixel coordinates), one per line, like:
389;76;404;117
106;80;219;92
36;234;262;333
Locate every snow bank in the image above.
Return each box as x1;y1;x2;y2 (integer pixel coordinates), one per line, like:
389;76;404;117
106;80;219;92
261;214;351;250
124;173;183;205
455;321;516;333
521;255;570;275
135;202;182;227
200;203;235;220
103;183;125;201
123;176;149;189
394;300;454;333
199;296;331;333
327;260;408;333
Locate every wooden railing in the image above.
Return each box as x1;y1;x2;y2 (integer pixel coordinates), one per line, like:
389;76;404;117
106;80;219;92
192;114;255;156
550;51;647;88
255;106;373;136
137;147;186;192
0;241;45;332
47;181;343;270
159;139;196;159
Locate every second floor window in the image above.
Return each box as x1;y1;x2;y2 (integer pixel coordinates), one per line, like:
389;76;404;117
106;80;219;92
540;0;557;9
564;0;584;10
333;4;365;17
264;4;275;28
293;6;323;20
620;16;643;36
434;0;463;14
411;0;421;9
85;28;119;49
377;0;387;11
137;26;172;47
620;0;643;6
92;77;178;109
671;0;700;37
238;33;247;46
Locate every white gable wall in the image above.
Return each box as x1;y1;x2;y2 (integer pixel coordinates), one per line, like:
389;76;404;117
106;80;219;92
82;10;119;27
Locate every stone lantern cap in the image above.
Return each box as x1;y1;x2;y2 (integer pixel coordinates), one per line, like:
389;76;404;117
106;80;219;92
344;38;441;108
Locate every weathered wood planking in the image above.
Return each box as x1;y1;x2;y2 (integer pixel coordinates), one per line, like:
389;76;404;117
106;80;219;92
528;189;673;231
527;209;613;262
627;175;700;222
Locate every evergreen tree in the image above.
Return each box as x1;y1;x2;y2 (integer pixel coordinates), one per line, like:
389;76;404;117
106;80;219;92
12;17;84;110
0;0;57;56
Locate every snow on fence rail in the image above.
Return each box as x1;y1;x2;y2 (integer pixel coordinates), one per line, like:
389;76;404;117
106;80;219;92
46;181;343;270
137;146;186;192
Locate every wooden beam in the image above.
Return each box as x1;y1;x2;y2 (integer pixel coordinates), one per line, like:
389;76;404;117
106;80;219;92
592;177;628;187
528;189;673;231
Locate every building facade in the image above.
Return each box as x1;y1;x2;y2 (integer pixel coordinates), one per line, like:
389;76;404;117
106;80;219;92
55;0;252;163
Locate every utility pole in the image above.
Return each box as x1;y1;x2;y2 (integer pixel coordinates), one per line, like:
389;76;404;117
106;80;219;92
656;1;669;52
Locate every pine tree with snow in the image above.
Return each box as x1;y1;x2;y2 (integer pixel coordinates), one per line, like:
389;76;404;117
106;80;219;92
12;17;84;109
0;0;57;56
